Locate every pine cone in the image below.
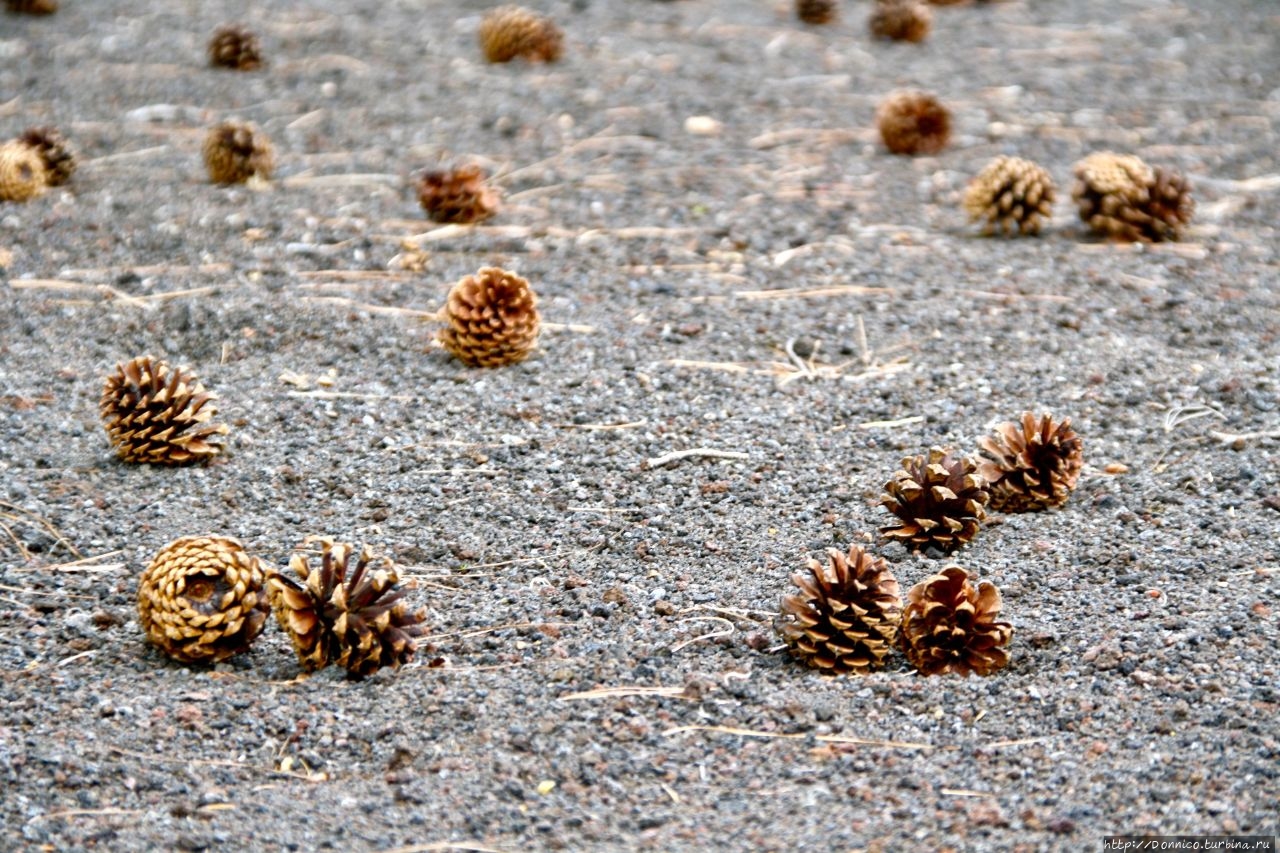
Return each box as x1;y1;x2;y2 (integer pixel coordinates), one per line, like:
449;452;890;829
18;126;77;186
880;447;988;553
417;164;500;225
869;0;931;42
438;267;541;368
5;0;58;13
100;355;229;465
0;141;47;202
137;535;270;664
876;90;951;155
208;24;264;71
900;566;1012;676
779;545;902;674
963;156;1056;236
478;6;564;64
202;120;274;185
1143;166;1194;242
268;539;428;677
976;412;1083;512
1071;151;1192;242
797;0;838;25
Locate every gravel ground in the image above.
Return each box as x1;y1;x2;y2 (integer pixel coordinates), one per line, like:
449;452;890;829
2;0;1279;850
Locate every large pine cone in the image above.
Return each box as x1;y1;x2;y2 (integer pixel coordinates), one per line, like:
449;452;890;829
417;164;500;225
100;355;229;465
208;24;264;71
977;412;1083;512
869;0;931;42
478;6;564;63
797;0;838;25
268;539;428;677
5;0;58;13
438;267;541;368
1071;151;1192;242
137;535;270;664
876;90;951;155
18;126;77;186
900;566;1012;676
880;447;988;553
0;141;48;202
202;120;274;185
963;156;1055;236
779;545;902;674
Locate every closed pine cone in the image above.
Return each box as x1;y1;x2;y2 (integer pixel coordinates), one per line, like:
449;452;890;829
417;164;500;225
208;24;264;70
977;412;1083;512
0;141;48;202
18;126;77;186
876;90;951;155
869;0;931;42
779;545;902;674
1072;151;1192;242
438;267;541;367
880;447;988;553
268;539;428;677
963;156;1056;236
479;6;564;63
5;0;58;13
797;0;837;25
1143;166;1194;241
137;535;270;664
900;565;1012;676
203;120;274;185
100;355;229;465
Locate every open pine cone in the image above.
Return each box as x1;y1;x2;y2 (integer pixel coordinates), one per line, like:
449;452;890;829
268;539;428;677
5;0;58;13
977;412;1083;512
202;119;274;185
1071;151;1192;242
137;535;270;664
869;0;931;42
797;0;838;25
478;6;564;63
880;447;988;553
963;156;1055;236
779;545;902;674
100;355;229;465
0;141;48;203
438;267;541;368
876;90;951;155
417;164;500;225
18;126;77;186
208;24;264;70
900;566;1012;676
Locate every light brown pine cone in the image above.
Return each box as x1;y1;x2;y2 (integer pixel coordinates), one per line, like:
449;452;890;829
876;90;951;155
0;141;48;202
869;0;931;42
100;355;228;465
478;6;564;63
208;24;264;71
797;0;838;25
417;164;500;225
438;267;541;368
976;412;1083;512
1071;151;1193;242
203;120;274;185
880;447;988;553
963;156;1056;236
899;565;1012;676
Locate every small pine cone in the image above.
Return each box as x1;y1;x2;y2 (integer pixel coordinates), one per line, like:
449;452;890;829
1143;166;1194;241
18;126;77;186
438;266;541;368
137;535;270;664
202;120;274;185
977;412;1083;513
1071;151;1191;242
796;0;838;25
478;6;564;64
963;156;1056;236
0;140;48;202
5;0;58;13
779;545;902;674
208;24;264;71
268;539;428;677
417;164;500;225
880;447;989;553
900;566;1012;676
869;0;931;42
100;355;229;465
876;89;951;155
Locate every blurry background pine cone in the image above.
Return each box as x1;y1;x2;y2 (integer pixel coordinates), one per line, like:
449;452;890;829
137;535;270;664
438;266;541;367
869;0;931;42
880;447;988;553
796;0;837;25
478;6;563;63
1071;151;1193;242
417;164;500;224
977;412;1083;512
18;126;77;186
208;24;264;70
203;120;274;185
876;90;951;155
779;545;902;674
900;566;1012;676
100;355;229;465
0;141;48;202
963;156;1055;236
5;0;58;13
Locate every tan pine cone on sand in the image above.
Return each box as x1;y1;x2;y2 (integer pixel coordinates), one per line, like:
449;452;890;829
18;126;77;186
880;447;988;554
977;412;1083;512
900;565;1012;676
208;24;264;70
203;120;274;185
417;164;500;225
0;141;48;202
438;267;541;367
796;0;837;25
137;535;270;664
869;0;931;42
779;545;902;674
1071;151;1193;242
963;156;1055;236
876;90;951;155
5;0;58;13
100;355;229;465
478;6;563;63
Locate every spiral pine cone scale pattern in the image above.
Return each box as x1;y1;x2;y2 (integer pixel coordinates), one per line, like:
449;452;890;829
977;412;1083;512
100;355;229;465
880;447;989;553
1072;151;1192;242
900;566;1012;676
964;156;1056;236
439;267;541;368
478;6;563;63
0;141;48;203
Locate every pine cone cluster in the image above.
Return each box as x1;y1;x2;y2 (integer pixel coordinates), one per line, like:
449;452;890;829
100;355;229;465
478;6;564;64
899;566;1012;676
880;447;989;553
203;119;274;185
963;156;1056;236
0;141;48;203
1071;151;1193;242
876;90;951;155
869;0;931;42
779;545;902;674
417;164;500;225
17;126;77;186
796;0;838;25
977;412;1083;512
438;266;541;368
5;0;57;13
208;24;264;71
137;535;270;664
268;539;428;677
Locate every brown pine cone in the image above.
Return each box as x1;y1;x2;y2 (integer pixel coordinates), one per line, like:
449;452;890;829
417;164;500;225
478;6;564;64
797;0;838;25
268;539;428;677
0;141;47;202
977;412;1083;512
18;126;77;186
5;0;57;13
100;355;229;465
963;156;1056;236
438;267;541;368
137;535;270;664
900;565;1012;676
202;120;274;185
208;24;264;71
876;90;951;155
779;545;902;674
869;0;931;42
1071;151;1192;242
880;447;988;553
1143;166;1194;242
